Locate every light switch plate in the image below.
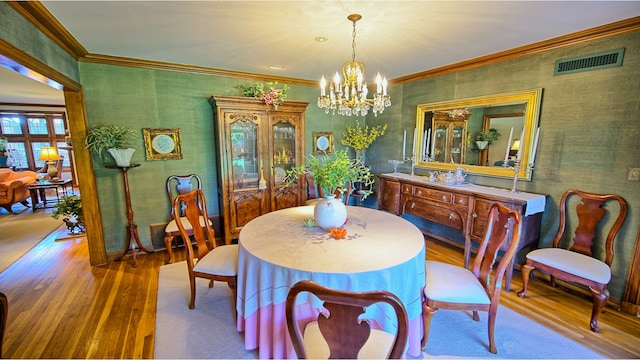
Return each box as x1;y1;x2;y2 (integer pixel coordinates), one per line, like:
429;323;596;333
628;168;640;181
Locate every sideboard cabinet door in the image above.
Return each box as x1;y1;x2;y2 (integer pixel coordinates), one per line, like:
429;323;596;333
209;96;309;244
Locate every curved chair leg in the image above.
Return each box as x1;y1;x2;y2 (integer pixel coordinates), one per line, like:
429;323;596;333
589;287;609;333
487;304;498;354
163;234;175;264
472;310;480;321
518;263;535;298
208;280;214;288
421;303;438;350
188;275;197;309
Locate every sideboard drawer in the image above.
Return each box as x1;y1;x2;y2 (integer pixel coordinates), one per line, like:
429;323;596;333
414;186;452;204
401;184;413;194
405;198;465;230
453;194;470;206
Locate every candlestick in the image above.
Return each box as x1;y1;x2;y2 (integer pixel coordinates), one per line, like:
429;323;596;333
529;127;540;166
504;127;513;164
422;130;427;160
402;130;407;159
426;128;431;160
320;76;326;96
517;126;525;160
412;128;417;158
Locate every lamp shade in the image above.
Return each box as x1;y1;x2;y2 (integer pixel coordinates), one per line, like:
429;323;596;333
510;140;520;151
38;147;62;162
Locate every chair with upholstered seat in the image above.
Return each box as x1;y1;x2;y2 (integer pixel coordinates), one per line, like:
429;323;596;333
422;202;521;354
173;189;238;309
518;189;627;333
1;291;7;358
286;280;409;359
164;174;211;264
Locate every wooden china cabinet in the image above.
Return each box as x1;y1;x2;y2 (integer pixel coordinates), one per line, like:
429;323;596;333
209;96;309;244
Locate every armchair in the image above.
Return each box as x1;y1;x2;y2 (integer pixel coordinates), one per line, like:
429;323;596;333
0;169;37;214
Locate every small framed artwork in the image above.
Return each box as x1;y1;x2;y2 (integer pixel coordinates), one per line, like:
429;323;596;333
313;131;333;155
143;128;183;160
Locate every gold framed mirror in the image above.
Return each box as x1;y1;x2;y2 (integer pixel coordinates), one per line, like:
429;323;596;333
415;88;542;180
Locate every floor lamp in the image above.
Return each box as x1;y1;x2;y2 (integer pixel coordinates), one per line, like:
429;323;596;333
39;147;62;179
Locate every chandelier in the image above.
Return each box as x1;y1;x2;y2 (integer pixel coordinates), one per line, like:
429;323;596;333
318;14;390;117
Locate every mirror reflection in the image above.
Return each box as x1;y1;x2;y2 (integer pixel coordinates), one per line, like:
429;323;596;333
416;89;542;180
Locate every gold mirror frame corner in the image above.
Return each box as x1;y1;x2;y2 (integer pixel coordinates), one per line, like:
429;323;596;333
415;88;543;181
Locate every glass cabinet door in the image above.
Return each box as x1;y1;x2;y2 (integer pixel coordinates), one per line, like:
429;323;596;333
433;123;448;163
230;120;259;190
272;121;296;186
451;123;465;164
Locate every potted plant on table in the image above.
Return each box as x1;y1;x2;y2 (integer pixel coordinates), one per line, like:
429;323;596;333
475;128;501;150
85;125;138;166
51;195;84;234
286;150;373;230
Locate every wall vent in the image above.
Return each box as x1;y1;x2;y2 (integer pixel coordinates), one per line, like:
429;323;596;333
554;48;625;76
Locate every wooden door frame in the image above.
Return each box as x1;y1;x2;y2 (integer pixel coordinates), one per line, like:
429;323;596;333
0;41;108;266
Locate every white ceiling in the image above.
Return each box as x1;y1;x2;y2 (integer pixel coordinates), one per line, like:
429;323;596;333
2;1;640;105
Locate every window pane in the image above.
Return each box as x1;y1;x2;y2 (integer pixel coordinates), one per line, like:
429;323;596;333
57;141;70;167
32;142;52;168
53;118;66;135
0;114;23;135
6;142;27;169
27;117;48;135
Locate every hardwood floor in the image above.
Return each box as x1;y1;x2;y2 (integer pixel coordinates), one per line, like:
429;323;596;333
1;226;639;358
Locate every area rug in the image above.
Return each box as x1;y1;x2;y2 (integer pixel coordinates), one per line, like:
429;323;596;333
0;207;62;273
155;262;604;359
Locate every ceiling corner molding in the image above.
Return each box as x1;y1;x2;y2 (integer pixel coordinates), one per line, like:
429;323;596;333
394;16;640;85
80;53;317;87
7;0;88;60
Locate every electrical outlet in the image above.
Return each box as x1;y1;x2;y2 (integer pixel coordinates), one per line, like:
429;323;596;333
628;168;640;181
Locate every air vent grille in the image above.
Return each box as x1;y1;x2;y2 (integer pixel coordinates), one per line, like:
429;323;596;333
554;48;625;76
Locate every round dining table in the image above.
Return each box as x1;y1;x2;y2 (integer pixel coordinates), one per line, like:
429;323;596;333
236;205;426;358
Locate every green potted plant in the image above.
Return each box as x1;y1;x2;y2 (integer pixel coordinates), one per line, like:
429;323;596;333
286;150;373;230
51;195;84;234
85;125;138;166
476;128;501;149
340;120;387;163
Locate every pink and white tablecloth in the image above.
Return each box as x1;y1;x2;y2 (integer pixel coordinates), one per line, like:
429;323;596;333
237;205;426;359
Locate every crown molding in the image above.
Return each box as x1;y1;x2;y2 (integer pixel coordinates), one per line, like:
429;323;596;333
79;53;317;87
394;16;640;84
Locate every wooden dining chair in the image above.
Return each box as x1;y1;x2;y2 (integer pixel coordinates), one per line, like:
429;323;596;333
285;280;409;359
518;189;627;333
164;174;211;264
422;202;521;354
1;291;7;358
173;189;239;309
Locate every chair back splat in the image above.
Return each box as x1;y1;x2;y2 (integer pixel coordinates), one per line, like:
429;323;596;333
173;189;238;309
163;174;205;264
422;202;522;354
518;189;627;333
286;280;409;359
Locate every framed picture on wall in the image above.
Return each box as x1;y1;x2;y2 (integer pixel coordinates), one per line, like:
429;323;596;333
143;128;183;160
313;131;333;155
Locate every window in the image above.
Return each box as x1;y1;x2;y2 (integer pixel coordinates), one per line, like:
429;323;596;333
0;110;68;170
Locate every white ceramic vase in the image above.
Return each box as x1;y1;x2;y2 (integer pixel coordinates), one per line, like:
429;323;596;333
476;141;489;150
107;148;136;167
313;195;348;231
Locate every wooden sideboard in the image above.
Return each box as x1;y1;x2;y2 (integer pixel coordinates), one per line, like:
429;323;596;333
378;173;546;290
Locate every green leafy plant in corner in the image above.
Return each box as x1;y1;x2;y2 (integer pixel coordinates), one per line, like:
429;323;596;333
285;149;374;198
51;195;85;233
85;125;138;156
476;128;501;144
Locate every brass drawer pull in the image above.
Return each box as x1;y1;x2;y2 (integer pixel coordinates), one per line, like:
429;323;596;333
411;202;416;209
458;199;464;204
472;212;478;218
442;195;447;201
449;213;454;219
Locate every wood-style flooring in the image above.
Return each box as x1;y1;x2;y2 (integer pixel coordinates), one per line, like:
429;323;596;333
1;226;639;359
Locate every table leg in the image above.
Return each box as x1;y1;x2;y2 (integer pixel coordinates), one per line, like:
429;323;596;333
116;223;153;268
29;189;39;213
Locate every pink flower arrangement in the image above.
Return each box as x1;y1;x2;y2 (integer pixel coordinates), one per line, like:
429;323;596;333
240;81;289;107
